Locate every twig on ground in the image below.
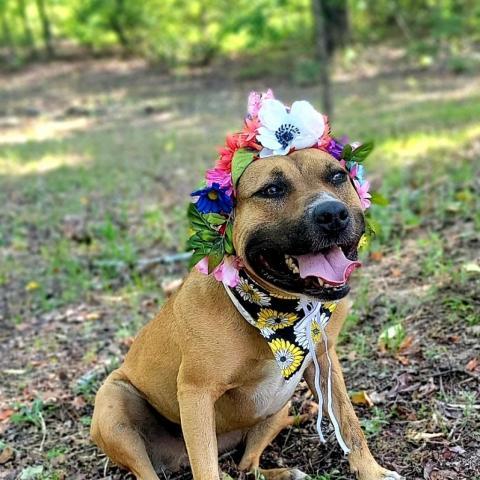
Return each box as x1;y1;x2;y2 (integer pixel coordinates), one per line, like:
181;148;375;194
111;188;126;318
38;411;47;452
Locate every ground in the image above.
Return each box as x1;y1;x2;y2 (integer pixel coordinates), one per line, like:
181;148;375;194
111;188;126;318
0;51;479;480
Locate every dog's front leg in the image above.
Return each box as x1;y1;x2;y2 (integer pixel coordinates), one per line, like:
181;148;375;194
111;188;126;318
304;349;402;480
177;381;221;480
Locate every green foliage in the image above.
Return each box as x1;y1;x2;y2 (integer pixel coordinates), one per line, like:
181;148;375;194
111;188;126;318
1;0;477;66
231;148;255;186
186;203;234;272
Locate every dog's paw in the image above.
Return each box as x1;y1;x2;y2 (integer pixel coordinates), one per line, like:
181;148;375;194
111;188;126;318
289;469;309;480
380;471;403;480
250;467;309;480
355;464;404;480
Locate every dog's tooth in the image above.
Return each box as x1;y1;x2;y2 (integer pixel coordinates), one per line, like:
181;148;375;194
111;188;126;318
318;279;324;286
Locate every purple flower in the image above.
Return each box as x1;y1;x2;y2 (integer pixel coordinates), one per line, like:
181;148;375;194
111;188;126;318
327;138;344;160
191;183;233;214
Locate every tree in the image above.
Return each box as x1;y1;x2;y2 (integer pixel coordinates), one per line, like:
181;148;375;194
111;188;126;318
0;2;18;64
18;0;36;57
322;0;349;57
312;0;333;117
35;0;54;57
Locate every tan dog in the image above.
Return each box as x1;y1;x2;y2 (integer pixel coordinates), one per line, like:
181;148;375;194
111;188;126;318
91;149;402;480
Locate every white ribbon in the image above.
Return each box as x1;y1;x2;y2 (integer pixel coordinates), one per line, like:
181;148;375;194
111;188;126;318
301;300;350;454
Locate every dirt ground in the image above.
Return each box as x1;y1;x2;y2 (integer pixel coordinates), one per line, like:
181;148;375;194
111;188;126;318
0;54;479;480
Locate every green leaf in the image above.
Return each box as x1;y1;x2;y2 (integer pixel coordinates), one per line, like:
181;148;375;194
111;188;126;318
231;148;255;186
341;144;352;161
208;244;224;273
187;203;210;231
365;216;381;237
198;229;219;242
351;141;374;162
204;213;227;225
186;233;209;251
189;251;207;270
370;191;389;206
223;222;235;255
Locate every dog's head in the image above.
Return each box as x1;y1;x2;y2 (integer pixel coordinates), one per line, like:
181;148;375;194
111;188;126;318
234;148;364;301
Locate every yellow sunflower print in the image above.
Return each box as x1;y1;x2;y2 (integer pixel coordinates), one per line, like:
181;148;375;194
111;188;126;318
310;319;323;344
324;302;337;313
256;308;298;331
269;338;305;378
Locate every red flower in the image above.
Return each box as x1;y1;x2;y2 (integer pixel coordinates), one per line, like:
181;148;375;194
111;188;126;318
216;133;238;171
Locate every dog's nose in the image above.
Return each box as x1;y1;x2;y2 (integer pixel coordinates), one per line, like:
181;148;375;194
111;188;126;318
312;201;350;233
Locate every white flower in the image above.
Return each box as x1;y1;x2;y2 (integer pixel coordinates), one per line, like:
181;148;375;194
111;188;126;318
235;278;271;306
256;99;326;157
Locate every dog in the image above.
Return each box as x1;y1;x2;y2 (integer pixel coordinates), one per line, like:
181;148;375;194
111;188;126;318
91;148;402;480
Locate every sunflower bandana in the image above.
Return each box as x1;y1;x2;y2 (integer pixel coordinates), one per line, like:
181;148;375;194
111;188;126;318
224;269;350;454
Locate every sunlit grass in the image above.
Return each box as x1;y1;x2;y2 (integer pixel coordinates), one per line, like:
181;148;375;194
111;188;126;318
376;123;480;167
0;152;90;175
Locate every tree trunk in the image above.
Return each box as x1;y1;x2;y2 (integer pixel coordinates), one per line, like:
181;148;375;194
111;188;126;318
18;0;36;56
322;0;349;57
35;0;54;57
109;0;131;52
312;0;333;117
0;8;18;63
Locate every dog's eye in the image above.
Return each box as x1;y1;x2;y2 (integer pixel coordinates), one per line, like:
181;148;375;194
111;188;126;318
257;183;287;199
330;171;348;185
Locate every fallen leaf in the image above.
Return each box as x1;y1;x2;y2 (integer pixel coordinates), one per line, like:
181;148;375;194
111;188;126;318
25;281;40;292
0;445;14;464
370;251;383;262
350;391;374;407
0;409;14;422
390;268;402;277
368;391;386;404
406;429;443;442
20;465;44;480
71;396;86;410
395;354;410;366
462;261;480;274
161;278;183;297
466;357;479;372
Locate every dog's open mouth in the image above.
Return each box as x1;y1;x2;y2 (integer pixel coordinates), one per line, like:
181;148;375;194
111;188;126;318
250;244;361;300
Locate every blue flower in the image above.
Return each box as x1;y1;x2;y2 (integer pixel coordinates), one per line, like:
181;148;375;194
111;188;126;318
191;183;233;214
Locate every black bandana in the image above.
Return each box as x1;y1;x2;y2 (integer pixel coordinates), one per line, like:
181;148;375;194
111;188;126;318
225;269;337;380
224;269;350;454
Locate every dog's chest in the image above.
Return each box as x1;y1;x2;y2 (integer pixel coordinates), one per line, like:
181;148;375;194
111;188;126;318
247;358;309;418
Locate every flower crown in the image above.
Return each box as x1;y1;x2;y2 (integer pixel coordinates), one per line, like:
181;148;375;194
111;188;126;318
187;89;376;287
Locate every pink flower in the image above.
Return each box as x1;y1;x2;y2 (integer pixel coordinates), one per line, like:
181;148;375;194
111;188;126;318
213;255;240;287
247;91;262;118
195;256;209;275
247;89;275;118
354;179;371;210
349;163;359;179
195;255;241;287
206;167;233;196
316;115;332;151
243;116;261;142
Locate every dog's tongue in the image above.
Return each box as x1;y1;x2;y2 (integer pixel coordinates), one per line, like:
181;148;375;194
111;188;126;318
294;247;361;285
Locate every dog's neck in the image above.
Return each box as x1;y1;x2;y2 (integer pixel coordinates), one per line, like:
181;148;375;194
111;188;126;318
223;267;350;453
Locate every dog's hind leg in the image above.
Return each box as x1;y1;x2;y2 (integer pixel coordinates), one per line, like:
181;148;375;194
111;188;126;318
238;403;309;479
91;370;187;480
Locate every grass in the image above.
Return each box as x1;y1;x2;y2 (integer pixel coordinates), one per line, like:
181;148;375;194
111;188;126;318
1;54;480;479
